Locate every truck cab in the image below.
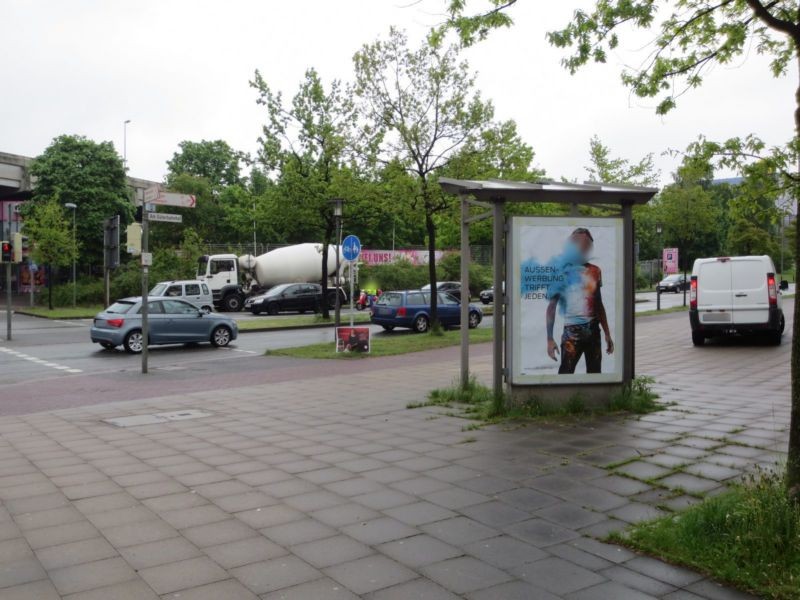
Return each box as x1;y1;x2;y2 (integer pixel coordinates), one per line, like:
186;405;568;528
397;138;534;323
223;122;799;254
197;254;244;311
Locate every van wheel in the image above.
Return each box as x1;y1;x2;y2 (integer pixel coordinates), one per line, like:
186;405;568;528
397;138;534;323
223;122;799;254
769;329;783;345
779;313;786;334
414;315;429;333
691;331;705;347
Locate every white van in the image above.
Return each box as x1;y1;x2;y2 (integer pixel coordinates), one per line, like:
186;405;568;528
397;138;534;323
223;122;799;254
689;256;787;346
149;280;214;312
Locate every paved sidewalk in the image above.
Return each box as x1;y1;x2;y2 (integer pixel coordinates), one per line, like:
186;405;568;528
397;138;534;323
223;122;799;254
0;311;789;599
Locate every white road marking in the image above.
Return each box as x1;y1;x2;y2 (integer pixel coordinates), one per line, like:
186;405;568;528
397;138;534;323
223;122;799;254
0;346;82;374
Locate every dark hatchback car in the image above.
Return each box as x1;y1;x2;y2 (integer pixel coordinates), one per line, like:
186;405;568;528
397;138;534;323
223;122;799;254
245;283;324;315
370;290;482;333
421;281;463;302
657;273;689;293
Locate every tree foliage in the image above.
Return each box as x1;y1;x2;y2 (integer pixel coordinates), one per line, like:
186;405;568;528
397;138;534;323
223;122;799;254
353;27;494;322
585;135;660;187
166;140;246;189
28;135;131;266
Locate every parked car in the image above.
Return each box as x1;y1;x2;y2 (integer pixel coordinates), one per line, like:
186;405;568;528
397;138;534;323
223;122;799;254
90;297;238;353
370;290;482;333
689;255;787;346
421;281;463;302
656;273;689;293
479;286;494;304
149;280;214;312
245;283;324;315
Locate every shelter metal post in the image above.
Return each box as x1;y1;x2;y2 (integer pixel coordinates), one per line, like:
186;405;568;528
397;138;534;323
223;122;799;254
492;199;505;398
622;202;634;383
460;196;470;389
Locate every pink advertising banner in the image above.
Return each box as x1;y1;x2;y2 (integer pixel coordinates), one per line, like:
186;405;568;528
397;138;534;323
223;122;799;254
663;248;679;274
360;249;446;266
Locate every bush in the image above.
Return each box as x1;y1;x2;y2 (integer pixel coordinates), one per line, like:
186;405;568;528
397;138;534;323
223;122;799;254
359;260;429;292
438;252;493;297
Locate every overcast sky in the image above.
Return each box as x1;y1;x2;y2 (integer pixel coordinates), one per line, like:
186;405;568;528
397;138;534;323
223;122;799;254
2;1;795;187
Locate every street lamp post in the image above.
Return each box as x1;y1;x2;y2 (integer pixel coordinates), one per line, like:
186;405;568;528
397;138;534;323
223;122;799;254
123;120;131;167
64;203;77;307
331;198;343;331
655;223;663;311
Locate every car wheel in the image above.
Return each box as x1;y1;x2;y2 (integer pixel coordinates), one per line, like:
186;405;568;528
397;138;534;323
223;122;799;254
381;325;395;331
691;331;705;347
123;330;144;354
222;294;242;312
298;309;306;315
468;311;481;329
211;326;232;347
414;315;429;333
250;308;261;316
266;303;279;316
100;342;115;350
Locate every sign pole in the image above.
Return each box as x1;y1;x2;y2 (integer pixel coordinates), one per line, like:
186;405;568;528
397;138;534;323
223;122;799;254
141;212;149;374
349;260;354;328
5;262;11;341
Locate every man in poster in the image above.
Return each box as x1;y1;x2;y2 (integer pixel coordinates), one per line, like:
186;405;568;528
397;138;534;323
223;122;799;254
545;228;614;374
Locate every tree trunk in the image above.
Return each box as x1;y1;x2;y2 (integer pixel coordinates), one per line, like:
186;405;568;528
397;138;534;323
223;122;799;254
787;54;800;499
426;211;438;328
47;264;52;310
320;220;335;320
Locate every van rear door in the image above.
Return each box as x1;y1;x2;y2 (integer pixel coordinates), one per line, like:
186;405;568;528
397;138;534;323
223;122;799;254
731;258;769;324
696;260;733;325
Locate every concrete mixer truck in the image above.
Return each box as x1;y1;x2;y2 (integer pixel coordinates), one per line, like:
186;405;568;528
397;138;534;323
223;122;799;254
197;243;346;311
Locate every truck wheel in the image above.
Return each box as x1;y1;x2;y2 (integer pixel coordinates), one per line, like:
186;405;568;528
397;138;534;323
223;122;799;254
267;303;279;316
222;294;243;312
124;330;144;354
691;331;705;347
211;326;232;347
414;315;429;333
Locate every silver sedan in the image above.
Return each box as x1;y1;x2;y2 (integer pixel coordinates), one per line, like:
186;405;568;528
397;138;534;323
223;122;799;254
91;297;238;353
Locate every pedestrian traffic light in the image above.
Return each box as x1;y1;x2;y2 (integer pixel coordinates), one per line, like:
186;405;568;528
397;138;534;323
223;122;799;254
12;233;27;263
0;241;11;263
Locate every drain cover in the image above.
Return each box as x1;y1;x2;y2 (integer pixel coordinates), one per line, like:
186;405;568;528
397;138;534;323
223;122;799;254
103;409;212;428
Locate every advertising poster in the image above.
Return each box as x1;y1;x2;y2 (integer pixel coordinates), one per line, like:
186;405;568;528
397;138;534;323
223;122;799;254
663;248;679;274
335;327;371;353
509;217;624;385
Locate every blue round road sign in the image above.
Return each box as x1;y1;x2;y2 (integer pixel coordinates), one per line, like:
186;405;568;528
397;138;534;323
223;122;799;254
342;235;361;262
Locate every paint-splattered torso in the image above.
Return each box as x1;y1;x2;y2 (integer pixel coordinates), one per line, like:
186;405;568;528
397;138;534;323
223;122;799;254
560;263;602;326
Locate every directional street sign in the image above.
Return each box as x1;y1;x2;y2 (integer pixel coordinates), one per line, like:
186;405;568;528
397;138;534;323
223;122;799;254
342;235;361;262
141;186;196;208
146;212;183;223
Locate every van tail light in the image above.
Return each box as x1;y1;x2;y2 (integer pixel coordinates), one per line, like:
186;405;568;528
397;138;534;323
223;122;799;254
397;307;407;317
690;277;698;309
767;273;778;306
106;318;125;328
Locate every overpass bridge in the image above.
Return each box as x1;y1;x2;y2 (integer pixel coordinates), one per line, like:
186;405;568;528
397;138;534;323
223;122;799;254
0;151;159;237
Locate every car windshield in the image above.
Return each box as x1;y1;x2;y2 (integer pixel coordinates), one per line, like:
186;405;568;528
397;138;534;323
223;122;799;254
106;301;134;314
150;284;167;296
663;275;682;282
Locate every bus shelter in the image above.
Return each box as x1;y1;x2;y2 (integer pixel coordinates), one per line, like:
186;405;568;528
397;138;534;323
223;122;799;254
438;178;658;406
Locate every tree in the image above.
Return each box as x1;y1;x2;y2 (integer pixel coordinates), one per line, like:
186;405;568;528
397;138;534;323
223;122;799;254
166;140;246;189
21;198;78;309
353;28;493;325
446;0;800;498
251;67;359;319
585;136;660;187
29;135;131;267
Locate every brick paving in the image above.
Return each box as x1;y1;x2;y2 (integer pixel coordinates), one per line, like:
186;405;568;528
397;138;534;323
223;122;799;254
0;308;790;598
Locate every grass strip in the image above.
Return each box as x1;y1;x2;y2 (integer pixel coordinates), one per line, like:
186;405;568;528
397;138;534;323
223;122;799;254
610;469;800;600
237;313;371;331
266;327;492;359
16;306;104;319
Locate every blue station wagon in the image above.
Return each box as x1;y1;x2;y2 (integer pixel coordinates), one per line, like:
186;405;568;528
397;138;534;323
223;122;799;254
370;290;482;333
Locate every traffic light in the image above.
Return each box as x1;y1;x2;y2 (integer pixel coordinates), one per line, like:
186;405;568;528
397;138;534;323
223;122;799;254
12;233;27;263
0;241;11;263
104;215;120;270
